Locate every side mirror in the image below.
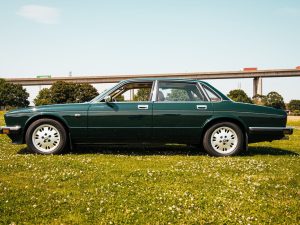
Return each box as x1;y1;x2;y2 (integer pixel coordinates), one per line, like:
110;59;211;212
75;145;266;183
104;95;112;103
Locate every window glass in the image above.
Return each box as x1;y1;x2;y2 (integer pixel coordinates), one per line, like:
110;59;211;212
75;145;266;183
157;82;207;102
202;85;221;102
109;82;153;102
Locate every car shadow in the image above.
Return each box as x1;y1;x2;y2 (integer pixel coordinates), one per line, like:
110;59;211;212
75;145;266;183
71;144;206;156
17;144;206;156
243;146;299;156
17;144;299;156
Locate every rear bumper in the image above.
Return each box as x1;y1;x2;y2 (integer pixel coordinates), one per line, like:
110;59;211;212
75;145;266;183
249;127;293;135
0;126;21;134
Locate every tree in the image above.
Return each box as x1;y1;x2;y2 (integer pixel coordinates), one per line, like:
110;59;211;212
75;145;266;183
264;91;285;109
252;94;266;105
0;78;29;109
34;81;99;106
227;89;253;104
50;81;76;104
133;88;151;101
74;83;98;103
166;89;190;101
34;88;52;106
288;100;300;112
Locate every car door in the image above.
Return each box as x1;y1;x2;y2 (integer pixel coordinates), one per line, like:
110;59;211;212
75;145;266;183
87;81;154;143
152;81;213;143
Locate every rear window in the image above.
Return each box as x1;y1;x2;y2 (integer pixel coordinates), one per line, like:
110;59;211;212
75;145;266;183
202;85;221;102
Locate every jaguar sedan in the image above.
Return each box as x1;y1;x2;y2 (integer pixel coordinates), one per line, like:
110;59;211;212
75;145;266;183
0;78;293;156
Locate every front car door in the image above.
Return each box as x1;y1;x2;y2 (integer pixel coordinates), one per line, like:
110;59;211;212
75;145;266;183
152;80;213;143
88;81;154;143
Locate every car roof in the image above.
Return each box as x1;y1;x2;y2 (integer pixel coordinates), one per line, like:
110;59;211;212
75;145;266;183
122;77;205;83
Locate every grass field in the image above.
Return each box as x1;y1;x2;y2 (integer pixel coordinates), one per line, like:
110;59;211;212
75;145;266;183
0;112;299;224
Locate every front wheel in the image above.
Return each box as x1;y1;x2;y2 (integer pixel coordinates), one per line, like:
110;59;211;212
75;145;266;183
203;122;244;156
25;119;67;154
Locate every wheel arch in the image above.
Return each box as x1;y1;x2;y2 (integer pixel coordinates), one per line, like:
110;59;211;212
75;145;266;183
22;113;70;144
201;116;248;143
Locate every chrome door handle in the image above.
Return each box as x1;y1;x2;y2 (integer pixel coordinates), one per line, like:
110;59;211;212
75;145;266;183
196;105;207;110
138;105;148;110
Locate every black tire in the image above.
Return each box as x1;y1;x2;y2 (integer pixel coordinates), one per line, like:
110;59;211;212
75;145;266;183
203;122;244;157
25;118;67;154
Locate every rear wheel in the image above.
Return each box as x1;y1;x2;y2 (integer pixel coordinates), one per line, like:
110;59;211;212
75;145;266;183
25;119;67;154
203;122;243;156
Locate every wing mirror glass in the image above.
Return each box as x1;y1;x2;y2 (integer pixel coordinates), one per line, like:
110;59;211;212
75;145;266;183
104;95;112;103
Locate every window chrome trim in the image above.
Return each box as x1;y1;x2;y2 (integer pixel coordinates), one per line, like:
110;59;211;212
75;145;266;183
197;82;210;102
154;80;208;103
150;80;158;102
98;80;154;103
201;83;223;102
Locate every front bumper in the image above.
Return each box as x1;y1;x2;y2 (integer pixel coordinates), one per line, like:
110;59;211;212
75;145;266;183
0;126;21;134
249;127;293;135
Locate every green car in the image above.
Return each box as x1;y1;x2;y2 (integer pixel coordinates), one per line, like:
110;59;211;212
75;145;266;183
0;78;293;156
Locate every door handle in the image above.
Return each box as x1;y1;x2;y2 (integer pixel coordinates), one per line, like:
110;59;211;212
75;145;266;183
196;105;207;110
138;105;148;110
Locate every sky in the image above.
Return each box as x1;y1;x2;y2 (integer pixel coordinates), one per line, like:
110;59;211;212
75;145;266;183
0;0;300;104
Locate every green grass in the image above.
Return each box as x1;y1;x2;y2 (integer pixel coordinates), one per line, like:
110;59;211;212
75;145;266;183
0;112;299;224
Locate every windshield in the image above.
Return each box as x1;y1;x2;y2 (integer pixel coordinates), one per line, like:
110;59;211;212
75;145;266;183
89;82;122;103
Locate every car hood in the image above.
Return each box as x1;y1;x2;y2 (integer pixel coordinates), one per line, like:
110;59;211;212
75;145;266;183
6;103;91;114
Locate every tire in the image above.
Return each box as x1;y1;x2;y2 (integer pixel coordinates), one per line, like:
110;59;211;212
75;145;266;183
25;118;67;154
203;122;244;157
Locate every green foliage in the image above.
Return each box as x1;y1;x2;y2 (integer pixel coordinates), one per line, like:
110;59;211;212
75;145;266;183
288;100;300;112
33;88;52;106
50;81;77;104
133;88;151;101
166;89;190;101
227;89;253;104
73;83;99;103
264;91;286;110
0;112;300;224
252;94;266;105
0;78;29;108
34;81;99;106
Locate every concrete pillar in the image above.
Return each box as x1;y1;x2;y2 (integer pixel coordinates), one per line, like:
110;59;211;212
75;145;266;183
253;77;263;97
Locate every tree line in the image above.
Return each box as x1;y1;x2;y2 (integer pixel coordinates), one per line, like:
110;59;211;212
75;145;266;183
0;78;300;114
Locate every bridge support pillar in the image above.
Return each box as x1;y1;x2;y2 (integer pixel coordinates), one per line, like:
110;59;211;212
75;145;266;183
253;77;262;97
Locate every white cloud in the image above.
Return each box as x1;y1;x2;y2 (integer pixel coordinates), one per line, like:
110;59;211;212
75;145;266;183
17;5;60;24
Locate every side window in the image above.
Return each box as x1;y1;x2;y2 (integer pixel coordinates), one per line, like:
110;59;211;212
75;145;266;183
202;85;221;102
157;82;207;102
109;82;153;102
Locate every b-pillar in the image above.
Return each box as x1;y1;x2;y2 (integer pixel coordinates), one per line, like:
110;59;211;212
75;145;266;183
253;77;262;97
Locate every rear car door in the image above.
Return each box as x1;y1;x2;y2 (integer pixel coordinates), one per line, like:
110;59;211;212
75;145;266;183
152;81;213;143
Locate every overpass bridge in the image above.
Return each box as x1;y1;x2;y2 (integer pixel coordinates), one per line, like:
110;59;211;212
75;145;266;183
4;68;300;97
